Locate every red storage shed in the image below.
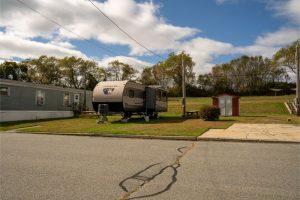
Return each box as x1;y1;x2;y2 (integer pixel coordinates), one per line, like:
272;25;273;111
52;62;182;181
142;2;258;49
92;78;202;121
212;94;240;116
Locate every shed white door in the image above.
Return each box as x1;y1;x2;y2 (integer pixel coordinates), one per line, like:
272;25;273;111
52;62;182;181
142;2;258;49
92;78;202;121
225;97;232;116
220;98;226;116
219;96;232;116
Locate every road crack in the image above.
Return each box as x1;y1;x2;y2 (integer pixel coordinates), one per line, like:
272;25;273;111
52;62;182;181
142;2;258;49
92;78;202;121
119;141;196;200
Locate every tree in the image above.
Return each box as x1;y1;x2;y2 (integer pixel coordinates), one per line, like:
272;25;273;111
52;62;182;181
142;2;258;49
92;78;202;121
208;55;288;95
273;41;299;74
139;67;157;85
60;56;83;88
0;61;28;81
107;60;137;81
80;59;98;90
25;55;62;85
60;57;98;90
164;52;195;89
197;74;213;91
121;63;138;80
94;67;109;81
152;62;170;88
107;60;122;81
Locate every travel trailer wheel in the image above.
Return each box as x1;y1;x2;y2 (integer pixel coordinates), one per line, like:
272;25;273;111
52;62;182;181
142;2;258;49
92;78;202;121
122;112;132;119
147;112;158;119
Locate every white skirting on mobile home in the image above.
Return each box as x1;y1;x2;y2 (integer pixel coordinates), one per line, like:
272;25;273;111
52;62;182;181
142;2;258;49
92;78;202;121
0;110;74;122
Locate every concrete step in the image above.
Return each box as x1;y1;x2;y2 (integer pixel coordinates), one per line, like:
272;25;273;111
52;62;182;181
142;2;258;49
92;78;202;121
285;101;297;115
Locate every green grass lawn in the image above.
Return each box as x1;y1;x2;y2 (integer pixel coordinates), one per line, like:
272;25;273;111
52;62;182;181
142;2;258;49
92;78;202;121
1;95;299;136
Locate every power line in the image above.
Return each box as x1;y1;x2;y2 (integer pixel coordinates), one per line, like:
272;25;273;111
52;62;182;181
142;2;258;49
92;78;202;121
200;73;285;78
15;0;117;56
15;0;151;68
87;0;165;60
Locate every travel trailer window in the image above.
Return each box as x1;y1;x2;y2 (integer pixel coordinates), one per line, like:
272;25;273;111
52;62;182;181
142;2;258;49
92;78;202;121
36;90;45;105
161;91;167;102
135;90;144;98
156;90;161;100
129;90;134;98
0;87;10;96
63;93;70;106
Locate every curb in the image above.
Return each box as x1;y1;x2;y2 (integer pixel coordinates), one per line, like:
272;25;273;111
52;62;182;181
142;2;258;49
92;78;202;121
3;131;299;143
197;137;300;144
5;131;197;141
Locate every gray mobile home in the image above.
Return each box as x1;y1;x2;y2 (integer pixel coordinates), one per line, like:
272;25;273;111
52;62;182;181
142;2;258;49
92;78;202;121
0;79;93;122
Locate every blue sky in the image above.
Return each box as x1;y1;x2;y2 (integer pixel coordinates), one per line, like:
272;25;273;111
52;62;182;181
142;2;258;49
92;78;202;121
159;0;283;44
0;0;299;74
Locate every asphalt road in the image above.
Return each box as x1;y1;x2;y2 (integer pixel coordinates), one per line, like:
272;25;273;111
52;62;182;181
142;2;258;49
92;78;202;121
1;133;299;200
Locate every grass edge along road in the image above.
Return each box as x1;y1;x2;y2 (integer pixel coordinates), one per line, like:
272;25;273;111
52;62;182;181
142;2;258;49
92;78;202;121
1;95;299;137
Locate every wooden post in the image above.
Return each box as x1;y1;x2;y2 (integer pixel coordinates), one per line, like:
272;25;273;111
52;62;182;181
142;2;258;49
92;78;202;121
182;52;186;117
296;44;300;115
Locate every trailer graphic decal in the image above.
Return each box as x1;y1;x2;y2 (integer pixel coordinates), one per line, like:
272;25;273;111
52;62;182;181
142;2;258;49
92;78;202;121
103;88;115;95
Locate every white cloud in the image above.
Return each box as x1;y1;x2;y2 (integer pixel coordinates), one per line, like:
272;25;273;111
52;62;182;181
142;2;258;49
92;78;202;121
236;27;300;57
97;56;153;72
255;27;300;47
0;30;152;73
49;40;75;49
267;0;300;25
235;45;277;58
0;0;198;56
0;32;87;60
180;37;234;73
0;0;198;73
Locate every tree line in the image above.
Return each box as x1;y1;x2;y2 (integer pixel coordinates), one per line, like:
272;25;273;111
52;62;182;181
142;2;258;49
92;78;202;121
0;41;298;95
196;41;298;96
0;56;138;90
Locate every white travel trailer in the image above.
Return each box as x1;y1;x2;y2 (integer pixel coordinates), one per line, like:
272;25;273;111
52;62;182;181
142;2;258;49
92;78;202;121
92;81;167;118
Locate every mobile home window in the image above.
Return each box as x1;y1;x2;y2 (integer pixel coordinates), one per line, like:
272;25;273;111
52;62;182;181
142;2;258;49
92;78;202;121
74;94;80;104
129;90;134;98
63;93;70;106
36;90;45;105
0;87;10;96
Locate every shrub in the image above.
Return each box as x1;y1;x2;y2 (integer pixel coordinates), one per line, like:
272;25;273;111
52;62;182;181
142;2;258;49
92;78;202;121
199;105;220;121
71;102;82;117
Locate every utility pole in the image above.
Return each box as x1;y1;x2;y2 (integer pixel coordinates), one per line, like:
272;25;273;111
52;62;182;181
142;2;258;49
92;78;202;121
182;52;186;117
296;42;300;116
83;71;87;111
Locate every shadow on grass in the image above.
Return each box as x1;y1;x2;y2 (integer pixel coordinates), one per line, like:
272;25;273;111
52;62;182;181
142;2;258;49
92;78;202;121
110;115;237;124
0;117;75;127
238;115;267;118
110;116;188;124
218;119;235;122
